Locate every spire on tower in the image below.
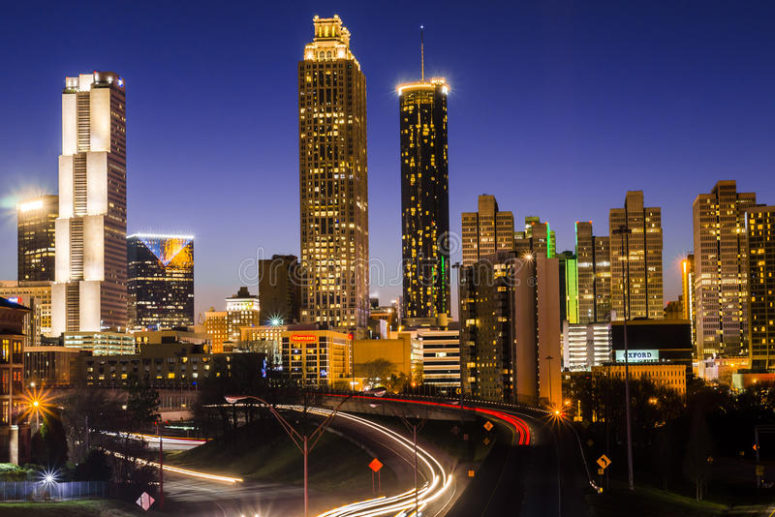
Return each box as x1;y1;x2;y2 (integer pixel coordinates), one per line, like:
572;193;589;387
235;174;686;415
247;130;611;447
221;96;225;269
420;25;425;81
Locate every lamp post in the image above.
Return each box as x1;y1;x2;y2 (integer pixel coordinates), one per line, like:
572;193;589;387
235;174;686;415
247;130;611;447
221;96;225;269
225;393;351;517
613;224;635;491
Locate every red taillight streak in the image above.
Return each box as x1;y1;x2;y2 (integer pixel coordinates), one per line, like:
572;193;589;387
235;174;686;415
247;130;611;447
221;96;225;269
326;394;531;445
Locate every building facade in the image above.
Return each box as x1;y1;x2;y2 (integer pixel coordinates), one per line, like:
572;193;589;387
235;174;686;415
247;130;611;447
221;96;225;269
562;322;612;371
558;251;579;324
281;330;352;386
461;195;515;267
413;329;460;390
52;71;127;334
681;254;696;348
398;77;450;325
63;331;135;356
127;234;194;330
693;181;757;359
575;221;611;324
609;191;663;320
17;195;58;283
203;309;228;354
225;287;260;342
747;205;775;371
298;15;369;330
459;252;561;407
258;255;301;325
0;298;29;426
515;216;555;259
0;281;52;346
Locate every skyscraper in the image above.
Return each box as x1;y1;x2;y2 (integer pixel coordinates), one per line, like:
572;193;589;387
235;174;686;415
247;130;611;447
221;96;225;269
461;194;515;266
398;52;450;324
52;72;127;335
609;191;663;321
693;181;757;359
746;205;775;371
558;250;578;324
681;254;696;346
127;234;194;330
575;222;611;324
298;15;369;330
459;252;561;406
515;216;555;258
258;254;301;325
17;195;58;283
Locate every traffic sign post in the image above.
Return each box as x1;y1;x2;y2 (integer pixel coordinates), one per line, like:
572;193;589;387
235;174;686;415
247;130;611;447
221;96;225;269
596;454;612;471
369;458;383;494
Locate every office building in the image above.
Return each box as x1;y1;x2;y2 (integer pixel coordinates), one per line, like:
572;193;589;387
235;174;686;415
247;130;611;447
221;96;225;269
298;15;369;330
558;251;578;324
63;331;135;356
17;195;58;283
353;334;413;388
460;252;561;407
681;254;696;347
52;71;127;334
461;195;515;266
515;216;555;258
609;191;663;320
413;329;460;390
281;330;352;386
0;297;30;464
398;68;450;325
575;222;611;324
693;181;757;359
240;324;287;366
203;308;228;353
562;322;612;371
610;319;693;368
747;205;775;371
24;346;80;388
258;254;301;325
0;281;52;345
127;234;194;330
226;287;260;342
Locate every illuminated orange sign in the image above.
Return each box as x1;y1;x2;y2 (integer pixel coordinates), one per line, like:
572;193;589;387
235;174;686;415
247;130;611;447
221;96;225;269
291;335;318;342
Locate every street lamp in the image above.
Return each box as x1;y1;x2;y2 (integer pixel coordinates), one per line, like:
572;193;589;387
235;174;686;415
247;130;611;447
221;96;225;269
613;224;635;491
225;393;351;517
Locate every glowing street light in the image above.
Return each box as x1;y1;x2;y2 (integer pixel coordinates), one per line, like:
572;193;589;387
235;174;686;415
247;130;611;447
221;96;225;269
21;386;53;433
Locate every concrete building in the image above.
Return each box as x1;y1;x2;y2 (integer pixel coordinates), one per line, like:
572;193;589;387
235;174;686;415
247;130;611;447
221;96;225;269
258;255;301;325
747;205;775;371
693;181;757;360
399;72;450;326
353;334;413;388
63;331;135;356
609;191;663;321
461;195;515;267
413;329;460;390
127;234;194;330
0;281;52;346
459;252;561;408
24;346;80;387
575;221;611;324
17;195;58;283
240;324;287;366
681;254;696;348
514;216;555;259
52;71;127;334
562;322;612;371
225;287;260;343
281;330;353;386
299;15;369;330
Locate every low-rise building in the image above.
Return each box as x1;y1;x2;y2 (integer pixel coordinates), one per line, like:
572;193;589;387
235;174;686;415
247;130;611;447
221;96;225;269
562;322;612;371
353;335;413;389
0;281;52;346
592;363;687;395
24;346;80;387
281;330;352;387
63;331;136;356
413;329;460;391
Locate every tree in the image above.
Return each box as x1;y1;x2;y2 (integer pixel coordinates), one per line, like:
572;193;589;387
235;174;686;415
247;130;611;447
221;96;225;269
363;359;394;388
683;407;714;501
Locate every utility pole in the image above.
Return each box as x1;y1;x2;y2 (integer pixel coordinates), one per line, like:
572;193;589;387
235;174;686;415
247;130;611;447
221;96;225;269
158;423;164;509
395;409;426;516
614;224;635;491
225;393;351;517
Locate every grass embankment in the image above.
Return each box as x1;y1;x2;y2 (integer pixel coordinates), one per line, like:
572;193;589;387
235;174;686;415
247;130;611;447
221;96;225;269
167;416;392;492
588;484;773;517
0;499;142;516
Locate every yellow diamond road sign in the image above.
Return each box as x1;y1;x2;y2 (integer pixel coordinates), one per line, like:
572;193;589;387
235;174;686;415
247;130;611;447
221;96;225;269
483;421;494;432
596;455;612;470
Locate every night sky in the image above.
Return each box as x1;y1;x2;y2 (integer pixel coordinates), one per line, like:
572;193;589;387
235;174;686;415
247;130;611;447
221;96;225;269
1;1;774;319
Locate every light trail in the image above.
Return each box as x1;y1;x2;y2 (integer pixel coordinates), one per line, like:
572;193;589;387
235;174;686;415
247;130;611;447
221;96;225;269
316;397;532;517
311;408;453;517
104;449;243;484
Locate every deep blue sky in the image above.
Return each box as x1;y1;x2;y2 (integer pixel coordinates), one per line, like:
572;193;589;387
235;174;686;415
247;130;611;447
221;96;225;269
2;1;774;319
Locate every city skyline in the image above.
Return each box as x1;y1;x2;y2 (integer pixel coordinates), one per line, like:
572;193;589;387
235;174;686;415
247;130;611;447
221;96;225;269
2;2;775;318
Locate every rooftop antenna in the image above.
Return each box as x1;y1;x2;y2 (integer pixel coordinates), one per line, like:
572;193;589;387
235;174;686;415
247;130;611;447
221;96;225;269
420;25;425;81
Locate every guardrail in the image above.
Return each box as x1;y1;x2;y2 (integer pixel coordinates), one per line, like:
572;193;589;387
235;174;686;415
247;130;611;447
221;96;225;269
0;481;108;502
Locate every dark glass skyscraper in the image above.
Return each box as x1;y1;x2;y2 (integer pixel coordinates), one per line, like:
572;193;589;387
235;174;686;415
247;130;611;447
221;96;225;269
17;194;58;282
398;77;450;325
127;234;194;330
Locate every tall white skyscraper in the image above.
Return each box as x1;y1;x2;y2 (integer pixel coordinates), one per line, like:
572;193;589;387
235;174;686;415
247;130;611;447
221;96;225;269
52;71;127;334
